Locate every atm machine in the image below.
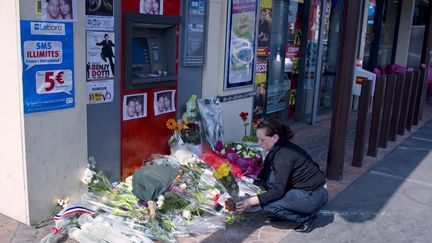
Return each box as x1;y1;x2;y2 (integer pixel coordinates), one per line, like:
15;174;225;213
121;1;181;178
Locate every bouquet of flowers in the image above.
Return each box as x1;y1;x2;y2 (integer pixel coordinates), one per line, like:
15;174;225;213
215;141;263;179
212;163;239;202
166;118;187;147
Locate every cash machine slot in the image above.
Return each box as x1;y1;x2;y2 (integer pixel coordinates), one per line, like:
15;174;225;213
124;13;181;90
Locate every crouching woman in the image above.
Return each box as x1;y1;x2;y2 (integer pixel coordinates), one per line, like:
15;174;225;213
236;118;328;233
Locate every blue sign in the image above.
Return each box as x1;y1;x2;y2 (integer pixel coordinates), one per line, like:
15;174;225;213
20;21;74;114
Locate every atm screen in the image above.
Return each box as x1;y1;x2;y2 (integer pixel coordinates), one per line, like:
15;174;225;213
131;38;150;72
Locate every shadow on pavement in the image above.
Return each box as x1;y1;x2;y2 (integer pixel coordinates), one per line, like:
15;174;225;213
323;120;432;223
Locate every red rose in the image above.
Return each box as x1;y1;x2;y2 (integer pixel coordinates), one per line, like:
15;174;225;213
239;112;248;121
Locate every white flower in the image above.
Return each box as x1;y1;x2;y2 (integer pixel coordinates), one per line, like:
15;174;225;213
81;168;95;185
179;183;187;190
242;151;249;158
157;195;165;201
220;149;226;155
156;200;164;209
236;144;243;151
93;179;99;184
182;210;191;219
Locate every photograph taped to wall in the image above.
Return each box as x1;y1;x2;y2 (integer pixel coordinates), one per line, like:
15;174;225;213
86;31;115;81
140;0;164;15
154;90;176;116
42;0;77;22
123;93;148;120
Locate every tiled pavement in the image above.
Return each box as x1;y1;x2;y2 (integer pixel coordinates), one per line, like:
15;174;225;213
1;102;431;243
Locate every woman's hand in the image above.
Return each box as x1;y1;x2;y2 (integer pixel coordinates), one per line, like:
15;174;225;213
236;196;259;214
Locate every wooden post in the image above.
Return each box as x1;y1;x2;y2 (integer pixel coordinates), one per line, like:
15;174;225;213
406;70;419;131
379;74;396;148
352;80;372;167
367;76;386;157
326;0;362;180
388;73;405;141
418;68;429;121
398;71;413;135
413;68;426;125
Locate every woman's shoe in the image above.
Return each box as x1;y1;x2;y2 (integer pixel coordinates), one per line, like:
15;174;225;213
294;215;316;233
264;216;285;223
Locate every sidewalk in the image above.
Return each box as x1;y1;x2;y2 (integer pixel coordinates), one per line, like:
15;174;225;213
282;119;432;242
1;102;431;242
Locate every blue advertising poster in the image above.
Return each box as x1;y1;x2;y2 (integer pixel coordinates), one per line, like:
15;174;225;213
20;21;74;113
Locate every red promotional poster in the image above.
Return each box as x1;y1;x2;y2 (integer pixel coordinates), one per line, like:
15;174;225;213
285;44;300;59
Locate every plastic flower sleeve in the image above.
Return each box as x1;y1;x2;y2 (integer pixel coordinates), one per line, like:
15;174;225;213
196;98;224;149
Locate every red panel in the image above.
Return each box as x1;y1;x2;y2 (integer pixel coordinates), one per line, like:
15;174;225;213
121;86;177;178
120;0;180;179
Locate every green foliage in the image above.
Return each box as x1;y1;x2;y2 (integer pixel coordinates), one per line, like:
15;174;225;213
88;171;112;193
242;135;258;143
226;214;245;224
159;192;191;214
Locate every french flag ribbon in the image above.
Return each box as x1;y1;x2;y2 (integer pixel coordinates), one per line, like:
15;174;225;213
53;205;96;221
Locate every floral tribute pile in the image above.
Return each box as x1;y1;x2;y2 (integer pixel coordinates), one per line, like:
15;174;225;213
40;98;266;242
41;144;262;243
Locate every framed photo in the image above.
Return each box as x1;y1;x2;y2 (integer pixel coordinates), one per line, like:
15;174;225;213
42;0;77;22
154;90;176;116
224;0;259;90
123;93;147;120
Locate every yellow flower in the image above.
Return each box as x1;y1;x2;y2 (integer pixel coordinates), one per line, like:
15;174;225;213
174;123;184;132
215;163;230;178
182;116;189;126
166;119;177;130
213;171;223;179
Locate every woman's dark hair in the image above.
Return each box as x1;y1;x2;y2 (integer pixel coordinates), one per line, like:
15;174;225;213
256;117;294;140
65;0;73;17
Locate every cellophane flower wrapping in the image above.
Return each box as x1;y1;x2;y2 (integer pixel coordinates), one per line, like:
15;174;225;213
196;98;224;149
62;145;264;242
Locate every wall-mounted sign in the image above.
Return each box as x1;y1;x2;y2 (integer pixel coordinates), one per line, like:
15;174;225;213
224;0;258;90
20;21;74;114
85;0;114;30
86;31;115;81
87;79;114;104
182;0;207;66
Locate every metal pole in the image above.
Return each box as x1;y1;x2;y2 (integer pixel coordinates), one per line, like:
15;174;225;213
388;73;405;141
367;76;386;157
352;79;372;167
326;0;362;180
378;74;396;149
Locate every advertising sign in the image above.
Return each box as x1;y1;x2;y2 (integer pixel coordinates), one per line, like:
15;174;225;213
85;0;114;30
87;79;114;104
224;0;258;89
183;0;207;66
21;21;74;114
86;31;115;81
